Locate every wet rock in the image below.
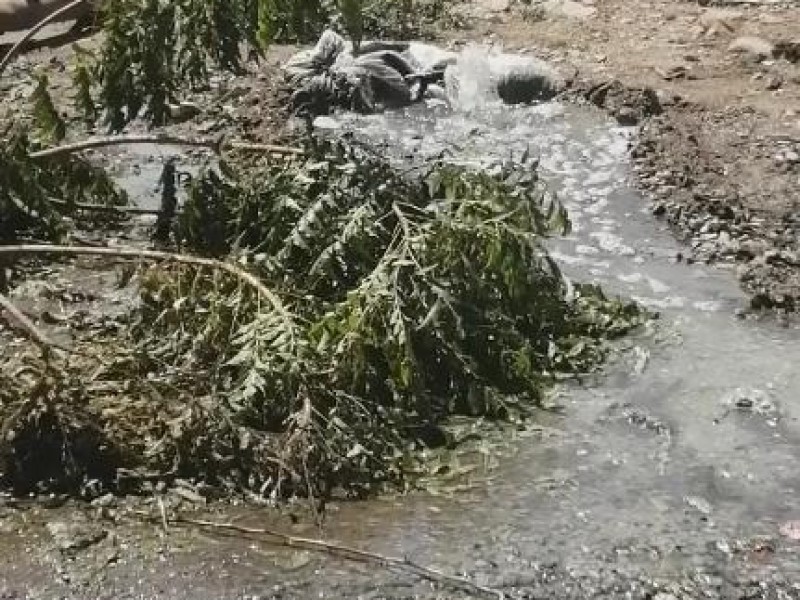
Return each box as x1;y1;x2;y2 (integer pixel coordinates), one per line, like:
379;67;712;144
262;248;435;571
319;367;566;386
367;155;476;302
728;36;775;62
582;79;662;125
481;0;512;12
46;520;107;555
492;55;565;103
723;388;778;417
779;520;800;541
685;495;712;515
543;0;597;20
90;493;116;508
698;9;742;38
168;101;201;122
774;39;800;63
765;75;783;91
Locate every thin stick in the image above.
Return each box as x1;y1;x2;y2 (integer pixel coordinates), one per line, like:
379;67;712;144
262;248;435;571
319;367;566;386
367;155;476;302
0;244;283;310
0;0;87;77
0;291;68;353
228;141;306;156
47;197;173;216
29;135;305;160
174;516;504;599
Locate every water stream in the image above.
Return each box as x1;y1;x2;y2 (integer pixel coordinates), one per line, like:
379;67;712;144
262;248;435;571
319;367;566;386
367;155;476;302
290;50;800;595
62;49;800;598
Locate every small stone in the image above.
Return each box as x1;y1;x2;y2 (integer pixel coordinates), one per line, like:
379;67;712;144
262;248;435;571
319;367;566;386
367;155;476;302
91;493;116;508
766;76;783;91
728;36;775;61
544;0;597;20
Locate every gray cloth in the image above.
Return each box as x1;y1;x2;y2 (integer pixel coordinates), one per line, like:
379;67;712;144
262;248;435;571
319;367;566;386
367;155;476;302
284;31;566;115
284;30;427;114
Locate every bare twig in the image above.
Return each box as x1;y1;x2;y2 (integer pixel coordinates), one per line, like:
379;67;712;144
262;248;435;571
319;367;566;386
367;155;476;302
228;141;306;156
0;244;284;310
0;291;68;354
0;0;87;77
29;134;305;160
47;197;172;216
171;516;505;599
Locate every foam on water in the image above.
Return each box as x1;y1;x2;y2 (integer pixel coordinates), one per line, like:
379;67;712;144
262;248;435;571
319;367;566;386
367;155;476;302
314;90;800;587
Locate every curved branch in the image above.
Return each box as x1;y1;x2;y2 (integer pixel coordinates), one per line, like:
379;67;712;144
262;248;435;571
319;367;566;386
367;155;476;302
29;134;305;160
0;0;86;78
29;134;220;159
0;244;285;311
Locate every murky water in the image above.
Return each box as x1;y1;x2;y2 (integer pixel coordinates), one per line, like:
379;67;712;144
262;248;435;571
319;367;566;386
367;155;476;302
297;57;800;594
5;52;800;599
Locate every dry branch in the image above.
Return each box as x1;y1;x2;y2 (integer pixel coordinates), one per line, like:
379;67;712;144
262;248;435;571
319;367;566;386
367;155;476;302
0;244;285;311
29;135;305;160
0;0;87;77
173;516;505;599
47;197;171;216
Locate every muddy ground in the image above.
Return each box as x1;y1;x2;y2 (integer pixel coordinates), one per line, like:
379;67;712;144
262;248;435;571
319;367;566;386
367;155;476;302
2;1;800;599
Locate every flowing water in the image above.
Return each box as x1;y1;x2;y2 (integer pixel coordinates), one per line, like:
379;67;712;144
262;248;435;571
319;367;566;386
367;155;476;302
294;49;800;596
4;49;800;599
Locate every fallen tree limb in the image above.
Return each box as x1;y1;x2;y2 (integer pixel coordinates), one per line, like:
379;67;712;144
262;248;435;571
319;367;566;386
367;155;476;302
0;244;285;311
171;516;505;599
0;0;86;77
29;134;305;160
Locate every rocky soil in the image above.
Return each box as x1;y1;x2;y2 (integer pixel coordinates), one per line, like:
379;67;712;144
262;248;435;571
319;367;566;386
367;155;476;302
465;0;800;311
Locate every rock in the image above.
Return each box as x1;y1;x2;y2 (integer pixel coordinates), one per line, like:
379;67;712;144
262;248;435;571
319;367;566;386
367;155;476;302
583;80;662;125
685;495;712;515
728;36;775;61
168;102;202;122
765;75;783;91
780;520;800;540
544;0;597;20
698;9;743;38
492;54;565;103
46;520;107;555
774;39;800;63
480;0;511;12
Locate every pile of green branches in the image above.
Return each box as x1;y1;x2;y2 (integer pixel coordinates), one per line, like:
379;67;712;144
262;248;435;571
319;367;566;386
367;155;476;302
0;138;646;498
0;0;642;500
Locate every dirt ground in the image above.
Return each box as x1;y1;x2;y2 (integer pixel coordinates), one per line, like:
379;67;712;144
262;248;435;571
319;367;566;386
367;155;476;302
463;0;800;311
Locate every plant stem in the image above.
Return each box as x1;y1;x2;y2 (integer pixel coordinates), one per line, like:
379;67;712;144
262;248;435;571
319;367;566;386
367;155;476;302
0;243;283;309
46;197;172;215
0;0;87;78
29;134;305;160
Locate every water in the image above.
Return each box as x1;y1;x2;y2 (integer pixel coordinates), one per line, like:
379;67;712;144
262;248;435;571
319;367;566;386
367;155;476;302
300;51;800;593
22;49;796;598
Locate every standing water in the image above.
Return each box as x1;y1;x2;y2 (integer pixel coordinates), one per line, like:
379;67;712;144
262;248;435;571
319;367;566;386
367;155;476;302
299;47;800;596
